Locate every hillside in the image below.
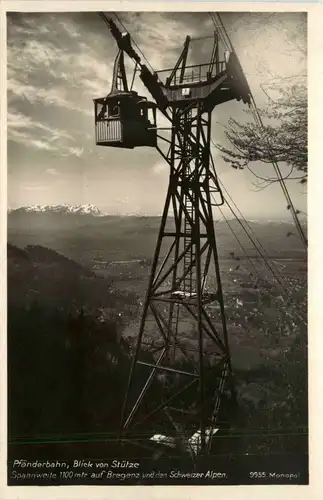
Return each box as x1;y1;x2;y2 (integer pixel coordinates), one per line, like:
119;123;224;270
7;243;138;322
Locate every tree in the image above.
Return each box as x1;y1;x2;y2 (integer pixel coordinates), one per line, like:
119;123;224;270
217;81;307;189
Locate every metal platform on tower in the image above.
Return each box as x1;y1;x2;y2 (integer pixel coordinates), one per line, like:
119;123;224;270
94;13;252;457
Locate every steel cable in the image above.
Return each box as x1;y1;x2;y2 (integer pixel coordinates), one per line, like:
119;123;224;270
208;11;307;249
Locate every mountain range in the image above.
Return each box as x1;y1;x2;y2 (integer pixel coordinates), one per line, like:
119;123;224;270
8;204;104;216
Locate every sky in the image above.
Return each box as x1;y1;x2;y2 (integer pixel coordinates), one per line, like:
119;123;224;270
6;11;307;220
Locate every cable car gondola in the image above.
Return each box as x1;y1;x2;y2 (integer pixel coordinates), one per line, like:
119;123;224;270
94;49;157;149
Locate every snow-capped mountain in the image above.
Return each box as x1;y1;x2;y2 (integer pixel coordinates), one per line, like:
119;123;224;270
10;204;104;216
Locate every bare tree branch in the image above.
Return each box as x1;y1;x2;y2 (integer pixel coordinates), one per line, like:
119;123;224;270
215;81;307;188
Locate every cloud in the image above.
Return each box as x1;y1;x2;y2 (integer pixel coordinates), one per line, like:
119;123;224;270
8;110;73;140
46;168;58;175
30;139;56;151
8;79;91;115
120;12;201;70
7;109;85;157
7;13;115;113
6;12;118;165
66;147;84;158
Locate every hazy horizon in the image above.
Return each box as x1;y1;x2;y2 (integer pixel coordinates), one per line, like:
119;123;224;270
7;204;307;223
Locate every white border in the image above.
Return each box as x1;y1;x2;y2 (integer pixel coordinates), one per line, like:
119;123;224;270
1;2;322;499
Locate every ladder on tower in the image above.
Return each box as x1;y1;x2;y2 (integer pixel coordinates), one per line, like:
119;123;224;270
182;194;196;297
180;108;196;299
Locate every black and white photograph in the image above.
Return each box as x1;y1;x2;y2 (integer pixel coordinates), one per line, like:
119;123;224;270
4;5;311;488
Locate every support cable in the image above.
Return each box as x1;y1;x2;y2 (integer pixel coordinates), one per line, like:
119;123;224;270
112;12;157;74
208;12;307;249
248;99;307;248
208;13;231;52
209;160;288;294
209;152;307;328
217;205;266;283
212;191;307;327
211;191;287;295
211;168;307;324
218;177;290;285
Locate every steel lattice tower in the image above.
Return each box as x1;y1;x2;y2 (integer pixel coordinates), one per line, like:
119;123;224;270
120;105;237;455
94;15;251;455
